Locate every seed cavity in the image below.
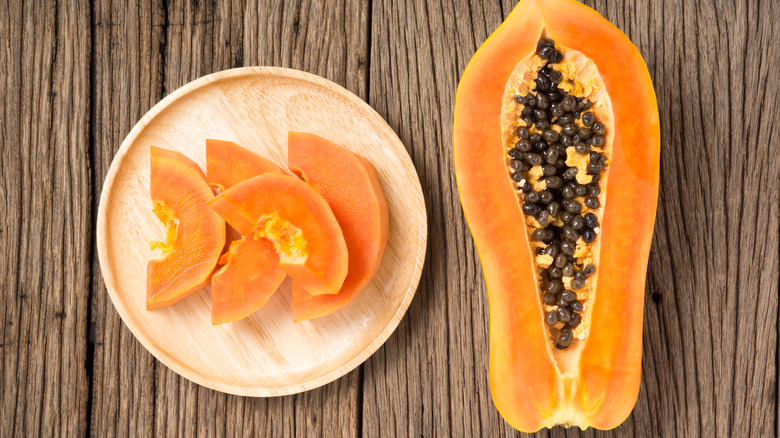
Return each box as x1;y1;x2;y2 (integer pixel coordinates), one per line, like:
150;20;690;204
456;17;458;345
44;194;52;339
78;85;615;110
503;38;612;350
252;212;308;265
150;201;179;257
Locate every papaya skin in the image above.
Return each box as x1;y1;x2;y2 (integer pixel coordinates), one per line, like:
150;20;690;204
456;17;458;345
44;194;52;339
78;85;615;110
287;132;389;321
147;146;226;310
453;0;659;432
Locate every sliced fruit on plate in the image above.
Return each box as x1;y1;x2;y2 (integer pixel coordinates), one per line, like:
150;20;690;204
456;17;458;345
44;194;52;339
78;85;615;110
147;146;226;310
209;173;348;296
206;139;283;191
211;235;287;325
287;132;389;321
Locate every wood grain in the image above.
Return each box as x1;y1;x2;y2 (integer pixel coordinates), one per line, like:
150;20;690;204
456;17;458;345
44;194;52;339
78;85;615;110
0;1;92;437
89;1;165;436
2;0;779;436
363;0;514;436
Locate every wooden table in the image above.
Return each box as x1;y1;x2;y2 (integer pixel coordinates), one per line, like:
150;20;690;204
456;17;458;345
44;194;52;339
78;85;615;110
2;1;778;436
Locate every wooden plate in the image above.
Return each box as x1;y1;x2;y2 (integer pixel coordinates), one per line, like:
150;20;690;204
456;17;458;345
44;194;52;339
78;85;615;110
96;67;427;396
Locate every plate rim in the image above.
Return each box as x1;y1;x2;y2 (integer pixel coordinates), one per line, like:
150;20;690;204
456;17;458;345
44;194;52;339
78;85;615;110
96;66;428;397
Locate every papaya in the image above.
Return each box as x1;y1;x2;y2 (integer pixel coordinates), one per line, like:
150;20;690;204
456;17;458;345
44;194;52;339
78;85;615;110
206;140;287;324
211;236;287;325
287;132;389;321
209;174;349;296
453;0;659;432
147;146;226;310
150;146;208;179
206;139;284;191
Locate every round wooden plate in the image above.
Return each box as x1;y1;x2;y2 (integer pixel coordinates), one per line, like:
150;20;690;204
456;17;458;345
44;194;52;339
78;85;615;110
96;67;427;396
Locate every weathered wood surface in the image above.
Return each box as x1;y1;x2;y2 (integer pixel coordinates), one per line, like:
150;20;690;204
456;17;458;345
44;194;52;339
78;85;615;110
1;1;92;437
1;0;778;436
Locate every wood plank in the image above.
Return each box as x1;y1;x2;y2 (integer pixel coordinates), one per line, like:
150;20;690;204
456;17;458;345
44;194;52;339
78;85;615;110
616;0;780;436
365;0;779;436
363;0;515;436
90;0;368;436
89;0;166;435
0;0;92;436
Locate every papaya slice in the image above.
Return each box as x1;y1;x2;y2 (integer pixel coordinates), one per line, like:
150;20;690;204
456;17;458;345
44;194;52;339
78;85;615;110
150;146;208;179
206;139;283;191
454;0;659;432
147;146;226;310
209;174;348;296
206;139;287;323
211;236;286;325
287;132;389;321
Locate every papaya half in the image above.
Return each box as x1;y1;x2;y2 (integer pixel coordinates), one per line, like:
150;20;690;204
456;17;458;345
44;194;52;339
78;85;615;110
287;132;389;322
453;0;659;432
147;146;226;310
209;173;349;296
207;140;288;324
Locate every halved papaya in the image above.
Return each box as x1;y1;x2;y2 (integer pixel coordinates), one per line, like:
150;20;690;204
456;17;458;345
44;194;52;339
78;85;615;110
206;139;283;191
209;174;348;296
147;146;226;310
287;132;389;321
211;236;287;325
454;0;659;432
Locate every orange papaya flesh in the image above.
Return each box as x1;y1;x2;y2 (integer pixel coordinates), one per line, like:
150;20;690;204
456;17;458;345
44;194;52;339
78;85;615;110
206;138;287;311
149;146;208;179
206;139;283;191
454;0;659;432
209;173;348;296
287;132;389;321
211;235;286;325
147;146;226;310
